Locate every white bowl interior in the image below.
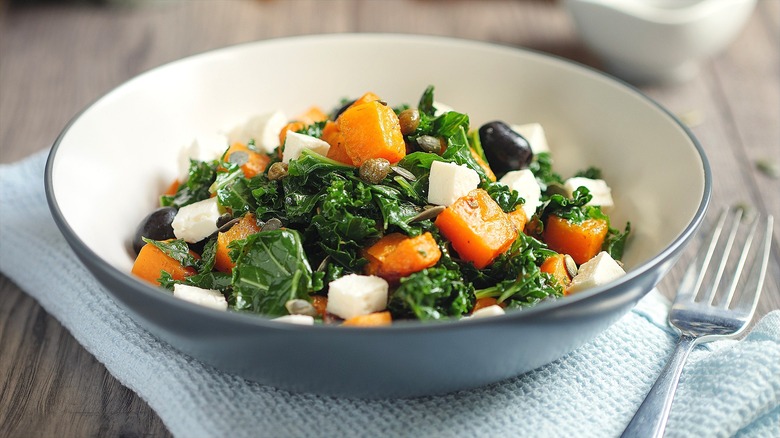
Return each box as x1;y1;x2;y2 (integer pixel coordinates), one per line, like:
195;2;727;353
50;34;706;277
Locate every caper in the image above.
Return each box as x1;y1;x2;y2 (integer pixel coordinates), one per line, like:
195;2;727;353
416;135;442;154
398;108;420;136
267;162;288;181
261;218;283;232
131;207;177;255
359;158;391;184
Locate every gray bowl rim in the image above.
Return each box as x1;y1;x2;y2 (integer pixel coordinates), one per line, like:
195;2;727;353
44;33;712;334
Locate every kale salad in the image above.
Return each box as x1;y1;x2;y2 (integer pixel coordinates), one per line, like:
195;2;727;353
130;86;631;326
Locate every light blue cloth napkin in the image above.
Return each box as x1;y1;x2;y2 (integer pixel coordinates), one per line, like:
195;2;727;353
1;150;778;438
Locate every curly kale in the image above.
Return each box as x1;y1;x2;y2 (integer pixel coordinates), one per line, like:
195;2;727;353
389;266;475;320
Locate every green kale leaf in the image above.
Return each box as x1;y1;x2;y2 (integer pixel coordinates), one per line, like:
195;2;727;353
229;229;317;316
160;159;218;208
388;266;475;320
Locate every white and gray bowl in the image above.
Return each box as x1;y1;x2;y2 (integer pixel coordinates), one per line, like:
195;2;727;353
46;34;711;398
563;0;757;84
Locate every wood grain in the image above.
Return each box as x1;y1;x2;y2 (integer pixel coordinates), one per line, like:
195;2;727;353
1;0;777;436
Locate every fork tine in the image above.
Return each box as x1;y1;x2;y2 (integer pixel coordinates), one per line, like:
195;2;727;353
733;214;773;316
702;207;744;305
677;208;730;302
720;214;759;308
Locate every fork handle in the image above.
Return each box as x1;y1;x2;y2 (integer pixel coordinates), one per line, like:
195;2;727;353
621;334;698;438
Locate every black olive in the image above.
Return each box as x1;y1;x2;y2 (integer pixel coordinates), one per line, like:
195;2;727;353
131;206;178;255
478;121;533;174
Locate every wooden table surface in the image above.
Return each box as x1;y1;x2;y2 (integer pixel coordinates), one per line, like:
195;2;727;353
1;0;778;436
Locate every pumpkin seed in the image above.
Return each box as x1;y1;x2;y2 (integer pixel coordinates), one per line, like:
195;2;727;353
216;213;233;228
261;218;283;232
409;205;446;223
217;216;240;233
228;150;249;166
285;299;317;317
564;254;578;278
416;135;442;154
756;159;779;179
316;255;331;272
732;203;756;223
390;165;417;181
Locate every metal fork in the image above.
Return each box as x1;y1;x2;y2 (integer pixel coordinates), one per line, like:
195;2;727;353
621;207;774;438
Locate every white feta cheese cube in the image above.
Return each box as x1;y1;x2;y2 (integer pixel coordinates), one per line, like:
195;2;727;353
173;284;227;310
273;314;315;325
227;110;288;154
427;160;481;206
498;169;542;218
282;131;331;164
510;123;550;154
470;305;506;319
326;274;389;320
563;177;614;210
567;251;626;294
171;197;221;243
177;134;229;182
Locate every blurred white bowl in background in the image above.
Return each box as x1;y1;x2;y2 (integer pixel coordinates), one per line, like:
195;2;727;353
563;0;757;84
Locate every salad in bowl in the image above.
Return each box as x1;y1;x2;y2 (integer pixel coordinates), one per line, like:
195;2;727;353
130;86;631;326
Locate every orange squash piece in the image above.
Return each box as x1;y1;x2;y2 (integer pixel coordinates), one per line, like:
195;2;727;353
336;100;406;165
364;232;441;283
543;215;609;265
341;311;392;327
214;213;262;273
540;253;572;291
163;179;180;196
131;243;197;285
295;105;329;125
508;207;528;235
470;148;496;182
343;91;381;113
472;297;499;314
322;121;353;165
224;142;271;178
311;295;328;317
434;189;518;269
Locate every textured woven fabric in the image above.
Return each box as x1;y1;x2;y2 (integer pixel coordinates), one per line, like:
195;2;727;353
1;150;778;438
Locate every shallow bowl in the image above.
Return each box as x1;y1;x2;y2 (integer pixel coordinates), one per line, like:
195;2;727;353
46;34;710;398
